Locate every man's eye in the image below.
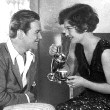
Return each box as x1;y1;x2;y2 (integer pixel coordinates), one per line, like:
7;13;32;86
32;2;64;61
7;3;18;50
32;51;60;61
35;30;41;34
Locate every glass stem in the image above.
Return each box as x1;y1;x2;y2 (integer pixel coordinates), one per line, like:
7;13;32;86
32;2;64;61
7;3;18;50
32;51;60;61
69;87;73;99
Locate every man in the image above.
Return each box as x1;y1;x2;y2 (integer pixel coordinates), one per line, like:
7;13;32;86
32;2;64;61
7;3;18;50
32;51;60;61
0;10;55;110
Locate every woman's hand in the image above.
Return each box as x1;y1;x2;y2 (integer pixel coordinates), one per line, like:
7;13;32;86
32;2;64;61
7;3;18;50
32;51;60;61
49;44;58;56
66;75;86;88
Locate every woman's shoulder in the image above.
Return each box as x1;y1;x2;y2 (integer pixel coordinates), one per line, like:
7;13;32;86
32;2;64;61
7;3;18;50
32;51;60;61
98;39;110;48
94;39;110;57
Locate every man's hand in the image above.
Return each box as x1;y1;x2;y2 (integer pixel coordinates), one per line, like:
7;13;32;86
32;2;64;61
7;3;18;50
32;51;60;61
26;91;36;102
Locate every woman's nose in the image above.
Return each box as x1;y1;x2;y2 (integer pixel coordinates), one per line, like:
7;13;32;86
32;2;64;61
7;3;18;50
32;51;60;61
65;30;69;36
62;29;69;37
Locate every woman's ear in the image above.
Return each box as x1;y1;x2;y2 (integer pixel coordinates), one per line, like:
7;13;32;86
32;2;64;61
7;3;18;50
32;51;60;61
83;24;88;32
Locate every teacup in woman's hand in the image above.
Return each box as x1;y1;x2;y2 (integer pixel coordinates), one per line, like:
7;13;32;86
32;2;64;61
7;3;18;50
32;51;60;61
55;69;69;81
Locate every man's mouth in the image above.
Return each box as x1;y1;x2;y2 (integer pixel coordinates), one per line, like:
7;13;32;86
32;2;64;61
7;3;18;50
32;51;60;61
35;40;39;43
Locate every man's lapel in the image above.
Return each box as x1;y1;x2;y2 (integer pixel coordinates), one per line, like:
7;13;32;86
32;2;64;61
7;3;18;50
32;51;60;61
12;60;23;88
26;60;35;91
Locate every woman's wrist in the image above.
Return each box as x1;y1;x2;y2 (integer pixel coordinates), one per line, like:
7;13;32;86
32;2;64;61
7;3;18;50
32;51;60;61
82;78;89;88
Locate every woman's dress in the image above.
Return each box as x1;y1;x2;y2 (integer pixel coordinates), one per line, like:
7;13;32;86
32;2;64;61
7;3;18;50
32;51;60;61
56;39;110;110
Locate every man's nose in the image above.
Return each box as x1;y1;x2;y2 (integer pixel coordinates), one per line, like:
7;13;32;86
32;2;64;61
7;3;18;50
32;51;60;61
38;33;42;39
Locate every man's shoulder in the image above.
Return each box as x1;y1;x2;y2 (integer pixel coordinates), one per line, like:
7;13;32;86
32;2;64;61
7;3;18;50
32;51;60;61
0;43;9;57
0;42;7;50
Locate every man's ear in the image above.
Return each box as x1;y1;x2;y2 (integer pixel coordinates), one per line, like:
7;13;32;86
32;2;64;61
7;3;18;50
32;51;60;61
17;30;25;40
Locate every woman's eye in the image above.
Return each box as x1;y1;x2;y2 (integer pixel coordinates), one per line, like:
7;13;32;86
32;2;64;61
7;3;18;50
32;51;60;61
35;31;39;35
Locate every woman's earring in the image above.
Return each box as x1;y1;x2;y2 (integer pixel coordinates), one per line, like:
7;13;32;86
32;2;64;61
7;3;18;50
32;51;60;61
83;24;88;32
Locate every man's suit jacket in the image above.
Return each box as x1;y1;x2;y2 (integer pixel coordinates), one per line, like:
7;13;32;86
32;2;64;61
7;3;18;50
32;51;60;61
0;43;37;108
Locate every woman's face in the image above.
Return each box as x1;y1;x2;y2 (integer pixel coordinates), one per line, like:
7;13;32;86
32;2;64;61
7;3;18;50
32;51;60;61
64;20;83;44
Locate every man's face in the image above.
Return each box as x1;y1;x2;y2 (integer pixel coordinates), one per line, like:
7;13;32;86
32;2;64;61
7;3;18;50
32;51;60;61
24;20;42;50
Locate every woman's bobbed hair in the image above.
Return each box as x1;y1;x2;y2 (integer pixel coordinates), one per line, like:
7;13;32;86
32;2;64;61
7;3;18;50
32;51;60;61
59;3;99;33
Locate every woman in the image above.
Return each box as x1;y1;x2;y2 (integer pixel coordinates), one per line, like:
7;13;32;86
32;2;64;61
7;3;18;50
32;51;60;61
49;3;110;110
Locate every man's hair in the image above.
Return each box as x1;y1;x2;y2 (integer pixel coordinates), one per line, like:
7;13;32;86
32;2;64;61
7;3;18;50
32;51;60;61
58;3;99;33
9;10;40;38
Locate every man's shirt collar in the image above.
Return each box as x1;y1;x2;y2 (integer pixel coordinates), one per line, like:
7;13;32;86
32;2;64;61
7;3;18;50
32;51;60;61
6;38;35;64
6;38;19;64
